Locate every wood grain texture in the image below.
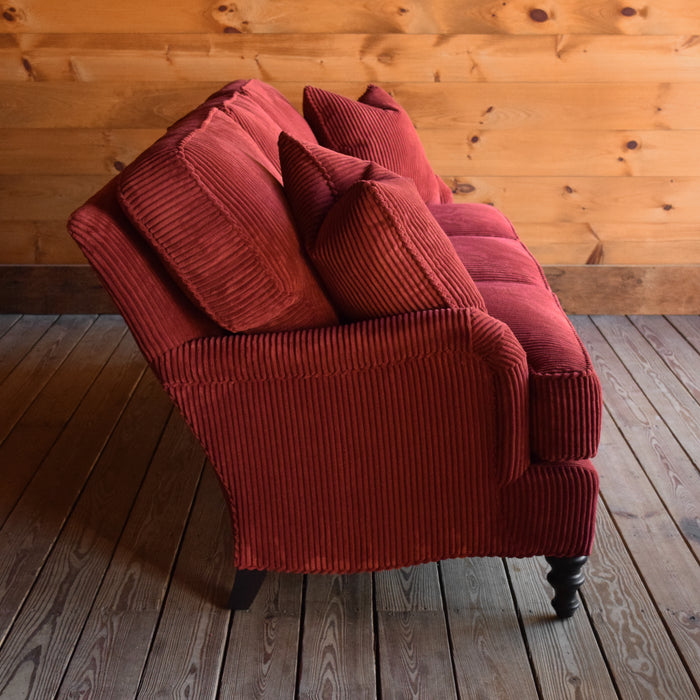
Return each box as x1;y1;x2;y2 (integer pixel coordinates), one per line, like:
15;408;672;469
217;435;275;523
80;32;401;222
427;129;700;177
222;573;303;699
0;221;86;264
0;314;93;444
668;314;700;353
572;315;700;559
594;408;700;688
1;0;699;304
0;314;698;697
629;314;700;403
0;315;125;525
0;313;56;382
593;314;700;459
0;331;144;620
57;410;206;699
586;501;698;699
3;263;696;315
298;574;375;699
0;370;170;698
375;564;458;699
137;467;234;699
0;266;117;314
441;557;539;700
2;34;700;84
507;556;618;700
2;0;700;34
544;266;700;315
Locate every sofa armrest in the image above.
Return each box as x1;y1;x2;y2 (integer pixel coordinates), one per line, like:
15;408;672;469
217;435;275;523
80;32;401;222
155;308;529;572
156;307;528;485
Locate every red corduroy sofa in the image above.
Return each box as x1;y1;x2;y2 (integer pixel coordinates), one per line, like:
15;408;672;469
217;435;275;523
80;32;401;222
69;79;602;618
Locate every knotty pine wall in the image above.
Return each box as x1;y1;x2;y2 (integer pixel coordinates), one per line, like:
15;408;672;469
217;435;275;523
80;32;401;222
1;0;699;312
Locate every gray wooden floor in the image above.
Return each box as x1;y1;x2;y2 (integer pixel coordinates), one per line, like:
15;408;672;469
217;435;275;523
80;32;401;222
0;314;697;699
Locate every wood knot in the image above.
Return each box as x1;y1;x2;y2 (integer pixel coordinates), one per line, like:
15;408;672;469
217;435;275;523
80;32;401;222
626;140;638;150
2;6;18;21
663;204;673;211
529;8;549;22
621;7;637;16
455;183;476;194
470;135;480;143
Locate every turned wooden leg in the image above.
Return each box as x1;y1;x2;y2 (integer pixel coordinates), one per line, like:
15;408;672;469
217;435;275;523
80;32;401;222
228;569;266;610
545;556;587;619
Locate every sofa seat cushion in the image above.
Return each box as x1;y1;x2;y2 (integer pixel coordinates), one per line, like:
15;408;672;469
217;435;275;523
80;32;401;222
442;200;601;461
450;236;548;288
303;84;451;205
475;281;602;462
203;79;317;171
428;202;519;240
279;134;485;318
118;108;337;334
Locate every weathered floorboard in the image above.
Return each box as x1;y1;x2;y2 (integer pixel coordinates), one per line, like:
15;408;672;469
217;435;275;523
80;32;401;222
137;467;234;699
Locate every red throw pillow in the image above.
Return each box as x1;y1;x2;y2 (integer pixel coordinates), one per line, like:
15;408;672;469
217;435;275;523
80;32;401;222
118;108;337;333
303;84;452;205
279;134;484;319
312;175;485;319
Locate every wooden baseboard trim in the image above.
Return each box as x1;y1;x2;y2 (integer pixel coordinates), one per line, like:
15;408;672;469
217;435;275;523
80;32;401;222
0;264;698;315
544;265;700;315
0;265;117;314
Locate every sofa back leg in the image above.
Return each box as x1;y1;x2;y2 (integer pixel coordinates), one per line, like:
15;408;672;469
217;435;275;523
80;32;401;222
545;556;588;619
229;569;267;610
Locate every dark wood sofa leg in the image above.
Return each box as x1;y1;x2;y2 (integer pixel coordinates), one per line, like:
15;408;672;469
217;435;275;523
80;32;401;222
228;569;267;610
545;556;587;619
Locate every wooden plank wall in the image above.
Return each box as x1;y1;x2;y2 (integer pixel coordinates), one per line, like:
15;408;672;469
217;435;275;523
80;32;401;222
1;0;699;312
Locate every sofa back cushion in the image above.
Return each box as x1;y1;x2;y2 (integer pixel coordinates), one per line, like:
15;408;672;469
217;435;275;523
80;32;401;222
303;84;452;205
279;134;485;319
203;79;317;170
118;108;337;333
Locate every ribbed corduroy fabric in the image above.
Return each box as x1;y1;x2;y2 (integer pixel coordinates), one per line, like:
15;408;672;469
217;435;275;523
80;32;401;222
303;84;445;205
477;281;602;460
503;460;599;556
201;79;318;170
310;176;486;317
278;132;373;246
68;80;601;580
156;308;537;573
68;178;222;364
118;109;337;334
428;202;519;239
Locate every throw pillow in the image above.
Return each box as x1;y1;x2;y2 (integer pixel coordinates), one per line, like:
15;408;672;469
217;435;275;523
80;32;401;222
303;84;452;205
279;133;484;318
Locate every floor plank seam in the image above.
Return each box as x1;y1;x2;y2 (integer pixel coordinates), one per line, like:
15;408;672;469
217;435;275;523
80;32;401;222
437;561;463;700
502;557;543;700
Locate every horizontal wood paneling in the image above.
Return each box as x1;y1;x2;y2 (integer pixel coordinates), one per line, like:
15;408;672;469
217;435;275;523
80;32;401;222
3;35;700;83
1;1;698;309
2;1;700;35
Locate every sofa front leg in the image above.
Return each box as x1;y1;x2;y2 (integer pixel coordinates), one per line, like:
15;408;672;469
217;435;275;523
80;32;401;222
228;569;267;610
545;556;588;619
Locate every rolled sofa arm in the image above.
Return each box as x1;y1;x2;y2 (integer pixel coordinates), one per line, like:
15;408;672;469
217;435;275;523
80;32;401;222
153;308;530;573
